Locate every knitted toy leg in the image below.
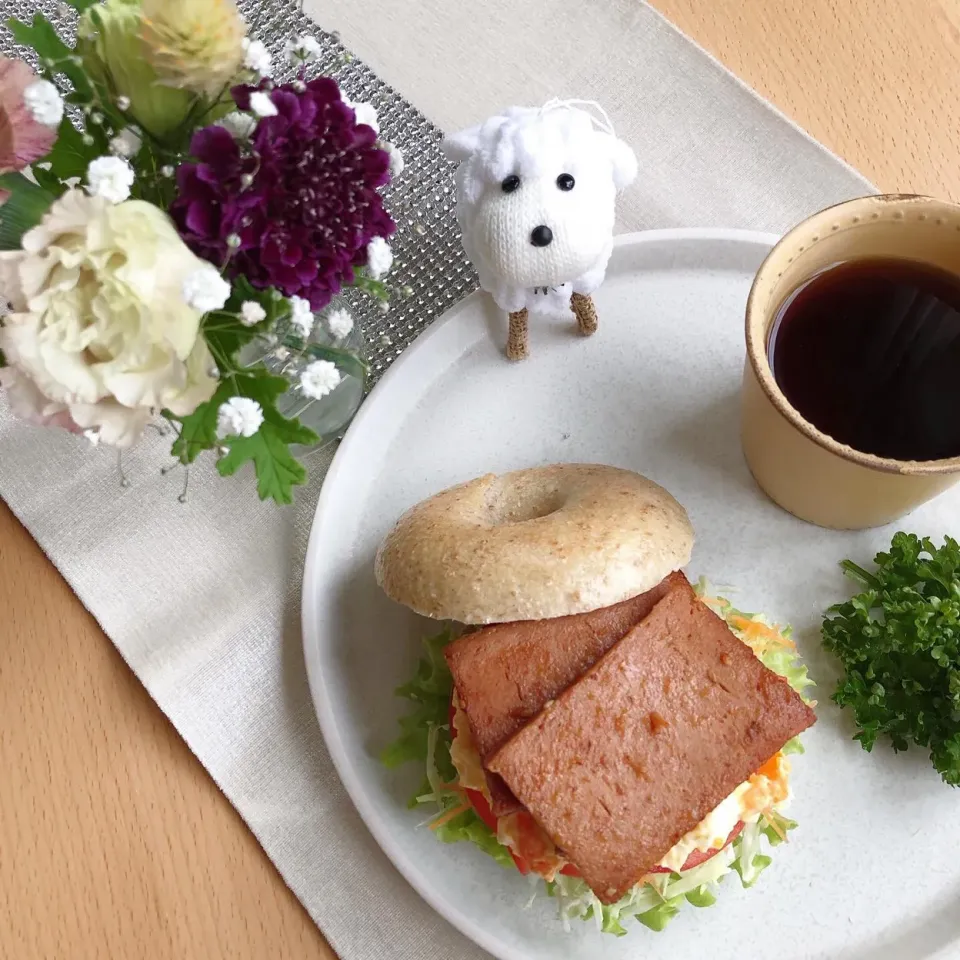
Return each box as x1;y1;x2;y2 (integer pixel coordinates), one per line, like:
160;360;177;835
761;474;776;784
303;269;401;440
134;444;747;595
571;292;598;336
507;309;529;361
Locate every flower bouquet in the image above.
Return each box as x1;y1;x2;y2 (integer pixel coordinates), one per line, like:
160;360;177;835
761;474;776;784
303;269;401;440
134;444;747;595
0;0;401;503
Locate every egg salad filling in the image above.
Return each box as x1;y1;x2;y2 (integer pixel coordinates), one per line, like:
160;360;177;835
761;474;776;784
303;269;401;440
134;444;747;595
382;583;815;935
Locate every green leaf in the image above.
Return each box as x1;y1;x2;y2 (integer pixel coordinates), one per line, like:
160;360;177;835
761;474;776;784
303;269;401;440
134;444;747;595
9;14;95;102
170;371;318;505
63;0;99;11
684;885;717;908
215;379;318;505
380;628;454;771
168;385;227;465
433;808;514;869
636;897;683;932
760;814;797;848
0;173;56;250
600;910;628;936
29;165;65;197
781;735;805;755
45;117;97;182
353;274;390;301
200;278;291;367
8;14;71;60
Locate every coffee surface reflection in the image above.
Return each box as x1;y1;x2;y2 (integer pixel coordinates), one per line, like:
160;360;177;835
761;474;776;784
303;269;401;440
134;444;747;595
768;258;960;462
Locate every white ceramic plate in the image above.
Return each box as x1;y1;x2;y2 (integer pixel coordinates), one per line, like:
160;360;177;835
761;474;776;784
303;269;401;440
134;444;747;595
302;229;960;960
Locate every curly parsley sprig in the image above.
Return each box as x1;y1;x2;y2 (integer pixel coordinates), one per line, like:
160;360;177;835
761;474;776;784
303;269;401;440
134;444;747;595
822;532;960;786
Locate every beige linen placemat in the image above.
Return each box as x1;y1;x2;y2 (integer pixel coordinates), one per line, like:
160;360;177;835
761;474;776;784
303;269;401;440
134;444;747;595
0;1;871;957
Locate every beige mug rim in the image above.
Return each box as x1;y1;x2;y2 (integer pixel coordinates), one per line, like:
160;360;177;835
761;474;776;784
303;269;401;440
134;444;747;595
745;193;960;477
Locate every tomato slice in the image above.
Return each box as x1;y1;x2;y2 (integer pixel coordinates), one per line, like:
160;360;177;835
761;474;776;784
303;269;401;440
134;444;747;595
463;787;496;831
451;705;532;875
462;786;533;874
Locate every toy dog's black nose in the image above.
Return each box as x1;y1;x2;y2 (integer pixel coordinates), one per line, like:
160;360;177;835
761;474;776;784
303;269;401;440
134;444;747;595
530;225;553;247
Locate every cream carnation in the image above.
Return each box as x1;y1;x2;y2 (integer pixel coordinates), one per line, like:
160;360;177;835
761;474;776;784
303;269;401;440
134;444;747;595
0;190;218;448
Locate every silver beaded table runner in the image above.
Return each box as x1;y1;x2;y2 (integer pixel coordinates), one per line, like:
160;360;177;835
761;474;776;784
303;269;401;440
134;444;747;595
0;2;873;958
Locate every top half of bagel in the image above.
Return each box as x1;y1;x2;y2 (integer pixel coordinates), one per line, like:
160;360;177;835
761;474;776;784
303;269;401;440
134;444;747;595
374;463;694;624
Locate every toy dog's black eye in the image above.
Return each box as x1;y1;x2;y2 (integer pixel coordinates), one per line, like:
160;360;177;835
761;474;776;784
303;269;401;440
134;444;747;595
501;175;521;193
556;173;575;191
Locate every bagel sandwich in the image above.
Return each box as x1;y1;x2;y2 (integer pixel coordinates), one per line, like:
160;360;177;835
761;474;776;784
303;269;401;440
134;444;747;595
379;464;815;934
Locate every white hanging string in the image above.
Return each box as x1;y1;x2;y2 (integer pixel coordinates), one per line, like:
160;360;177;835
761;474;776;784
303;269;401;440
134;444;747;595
538;97;617;137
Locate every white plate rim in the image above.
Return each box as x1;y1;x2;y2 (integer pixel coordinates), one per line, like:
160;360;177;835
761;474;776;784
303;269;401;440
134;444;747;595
301;227;779;958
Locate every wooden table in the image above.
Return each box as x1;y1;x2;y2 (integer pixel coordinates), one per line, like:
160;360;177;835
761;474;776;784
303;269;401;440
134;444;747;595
2;2;958;957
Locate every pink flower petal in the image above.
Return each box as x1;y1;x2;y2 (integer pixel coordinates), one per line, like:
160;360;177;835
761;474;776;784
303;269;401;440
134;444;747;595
0;56;57;174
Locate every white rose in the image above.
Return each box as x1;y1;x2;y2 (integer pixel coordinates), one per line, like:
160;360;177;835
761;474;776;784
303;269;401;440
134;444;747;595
0;189;218;448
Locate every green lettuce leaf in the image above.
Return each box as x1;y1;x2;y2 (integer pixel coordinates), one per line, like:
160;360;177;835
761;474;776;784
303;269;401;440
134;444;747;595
684;885;717;908
636;897;683;932
380;627;455;771
434;808;515;869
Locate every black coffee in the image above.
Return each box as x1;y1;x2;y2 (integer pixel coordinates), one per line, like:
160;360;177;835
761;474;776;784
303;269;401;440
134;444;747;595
768;258;960;461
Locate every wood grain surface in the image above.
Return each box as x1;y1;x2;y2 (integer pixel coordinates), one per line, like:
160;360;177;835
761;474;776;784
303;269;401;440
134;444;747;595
1;2;956;958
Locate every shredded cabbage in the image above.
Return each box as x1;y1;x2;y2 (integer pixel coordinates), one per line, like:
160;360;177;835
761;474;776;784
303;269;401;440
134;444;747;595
380;586;814;935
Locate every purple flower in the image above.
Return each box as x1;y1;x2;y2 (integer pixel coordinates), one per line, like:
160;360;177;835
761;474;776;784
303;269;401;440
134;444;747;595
170;77;395;310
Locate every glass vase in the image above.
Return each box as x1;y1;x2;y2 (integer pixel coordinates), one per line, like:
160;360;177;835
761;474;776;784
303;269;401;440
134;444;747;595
241;309;367;458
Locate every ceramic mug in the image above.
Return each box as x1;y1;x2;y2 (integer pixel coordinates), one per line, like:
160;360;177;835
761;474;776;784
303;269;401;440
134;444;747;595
741;194;960;530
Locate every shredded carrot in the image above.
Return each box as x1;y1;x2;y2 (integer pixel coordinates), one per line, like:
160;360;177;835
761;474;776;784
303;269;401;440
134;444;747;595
429;801;471;830
729;615;795;650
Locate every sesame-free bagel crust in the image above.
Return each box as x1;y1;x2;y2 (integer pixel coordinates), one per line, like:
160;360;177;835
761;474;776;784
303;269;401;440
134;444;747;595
374;464;694;624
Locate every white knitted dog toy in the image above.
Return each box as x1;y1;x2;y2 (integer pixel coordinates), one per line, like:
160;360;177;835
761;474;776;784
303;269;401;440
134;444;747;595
442;101;637;360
